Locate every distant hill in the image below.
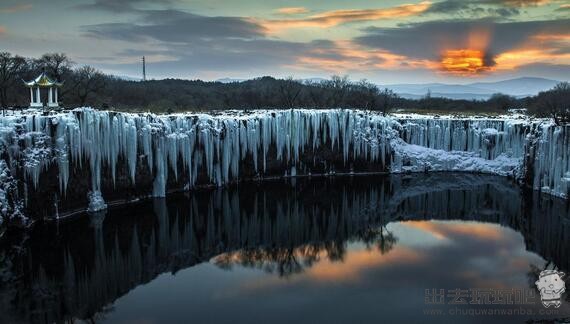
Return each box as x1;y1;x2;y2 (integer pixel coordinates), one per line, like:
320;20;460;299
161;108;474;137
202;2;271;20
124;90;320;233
213;76;561;100
216;78;246;83
468;77;560;96
383;77;561;100
117;75;142;82
397;92;496;101
302;77;328;83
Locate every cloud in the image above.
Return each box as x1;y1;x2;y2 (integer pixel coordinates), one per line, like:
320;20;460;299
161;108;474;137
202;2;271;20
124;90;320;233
0;4;32;13
260;2;431;33
357;18;569;59
356;18;569;75
82;10;313;74
76;4;567;80
556;4;570;11
83;48;179;65
83;10;432;77
290;40;437;74
424;1;478;14
495;47;570;71
424;0;555;17
0;26;6;35
275;7;309;15
76;0;173;12
440;49;496;75
83;10;265;42
481;0;551;7
424;0;520;17
93;38;310;77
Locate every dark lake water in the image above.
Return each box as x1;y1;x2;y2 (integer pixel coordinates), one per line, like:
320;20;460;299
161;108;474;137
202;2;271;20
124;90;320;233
1;174;570;323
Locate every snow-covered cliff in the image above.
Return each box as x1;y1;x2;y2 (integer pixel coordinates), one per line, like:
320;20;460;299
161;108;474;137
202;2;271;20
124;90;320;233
0;108;568;223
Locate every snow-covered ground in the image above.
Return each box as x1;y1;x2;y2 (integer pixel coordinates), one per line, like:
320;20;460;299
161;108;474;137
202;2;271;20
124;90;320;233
0;108;567;223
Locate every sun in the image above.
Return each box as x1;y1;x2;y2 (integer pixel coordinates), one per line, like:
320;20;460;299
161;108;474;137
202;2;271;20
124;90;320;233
440;49;494;76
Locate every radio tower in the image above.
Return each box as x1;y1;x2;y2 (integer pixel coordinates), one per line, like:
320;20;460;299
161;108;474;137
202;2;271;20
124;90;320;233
142;56;146;81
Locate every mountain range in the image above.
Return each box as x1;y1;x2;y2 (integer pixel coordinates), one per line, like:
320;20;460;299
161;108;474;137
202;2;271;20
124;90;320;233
215;76;562;100
382;77;561;100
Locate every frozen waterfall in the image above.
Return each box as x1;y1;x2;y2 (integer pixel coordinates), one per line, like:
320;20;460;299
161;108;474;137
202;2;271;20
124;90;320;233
0;108;567;219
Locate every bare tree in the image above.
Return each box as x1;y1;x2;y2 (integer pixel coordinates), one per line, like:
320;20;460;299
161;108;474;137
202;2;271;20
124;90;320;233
377;88;398;116
278;77;302;108
535;82;570;125
352;79;379;110
36;53;73;81
0;52;26;114
305;80;327;108
36;53;77;103
74;66;106;106
323;75;350;107
488;93;516;112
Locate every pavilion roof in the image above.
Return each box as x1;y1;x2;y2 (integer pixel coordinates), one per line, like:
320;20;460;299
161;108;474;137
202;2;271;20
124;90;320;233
23;72;63;87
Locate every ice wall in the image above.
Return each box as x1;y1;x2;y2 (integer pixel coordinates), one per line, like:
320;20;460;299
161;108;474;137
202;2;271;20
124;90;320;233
0;108;567;220
391;118;531;176
527;125;570;198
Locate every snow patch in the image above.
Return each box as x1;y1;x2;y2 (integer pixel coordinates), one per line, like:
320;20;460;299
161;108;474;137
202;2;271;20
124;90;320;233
391;139;520;177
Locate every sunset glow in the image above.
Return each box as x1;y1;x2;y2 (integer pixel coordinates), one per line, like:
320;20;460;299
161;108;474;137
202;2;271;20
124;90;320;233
261;2;432;34
440;49;494;75
0;0;567;82
402;221;504;241
275;7;309;15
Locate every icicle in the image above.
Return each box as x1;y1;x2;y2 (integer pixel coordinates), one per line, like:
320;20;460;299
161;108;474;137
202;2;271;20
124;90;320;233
1;107;569;218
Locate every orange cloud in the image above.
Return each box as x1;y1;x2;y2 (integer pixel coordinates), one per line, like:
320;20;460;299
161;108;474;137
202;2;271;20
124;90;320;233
434;26;570;76
226;244;425;294
402;221;504;241
0;4;32;14
436;28;497;76
276;7;309;15
261;2;432;33
289;26;568;77
493;32;570;70
440;49;495;76
306;247;422;282
495;49;570;69
532;33;570;42
0;26;6;35
290;40;437;73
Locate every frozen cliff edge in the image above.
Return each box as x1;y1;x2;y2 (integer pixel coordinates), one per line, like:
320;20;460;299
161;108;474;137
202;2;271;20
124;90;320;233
0;108;568;224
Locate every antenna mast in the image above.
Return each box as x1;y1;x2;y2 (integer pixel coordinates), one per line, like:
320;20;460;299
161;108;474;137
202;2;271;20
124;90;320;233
142;56;146;81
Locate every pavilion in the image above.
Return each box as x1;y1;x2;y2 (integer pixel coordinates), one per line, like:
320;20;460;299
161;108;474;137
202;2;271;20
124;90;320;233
23;72;63;108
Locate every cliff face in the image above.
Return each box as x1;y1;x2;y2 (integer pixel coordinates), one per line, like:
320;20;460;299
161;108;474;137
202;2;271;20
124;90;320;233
0;108;568;223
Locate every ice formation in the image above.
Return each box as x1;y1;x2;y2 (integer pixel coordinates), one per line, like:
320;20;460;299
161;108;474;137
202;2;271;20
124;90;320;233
0;108;567;220
391;118;531;177
87;191;107;212
0;161;26;225
528;125;570;198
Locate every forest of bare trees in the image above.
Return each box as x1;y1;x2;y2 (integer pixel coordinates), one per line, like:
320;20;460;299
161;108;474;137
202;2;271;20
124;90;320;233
0;51;568;122
0;52;106;111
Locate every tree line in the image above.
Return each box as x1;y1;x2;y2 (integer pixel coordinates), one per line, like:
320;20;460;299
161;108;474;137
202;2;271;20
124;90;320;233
0;52;568;123
0;52;105;111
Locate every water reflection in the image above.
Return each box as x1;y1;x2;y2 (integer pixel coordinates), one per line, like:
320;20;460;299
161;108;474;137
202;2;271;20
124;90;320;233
0;174;569;323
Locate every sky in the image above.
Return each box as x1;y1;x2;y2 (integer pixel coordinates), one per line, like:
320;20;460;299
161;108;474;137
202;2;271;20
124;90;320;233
0;0;569;84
